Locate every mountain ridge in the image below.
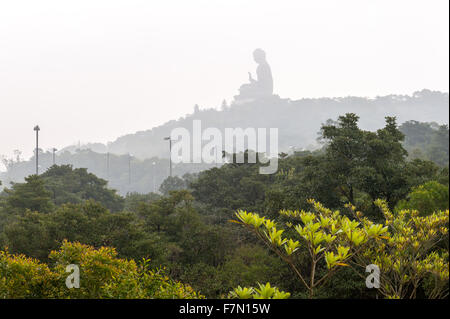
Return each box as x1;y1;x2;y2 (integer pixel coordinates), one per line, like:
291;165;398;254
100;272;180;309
60;89;449;159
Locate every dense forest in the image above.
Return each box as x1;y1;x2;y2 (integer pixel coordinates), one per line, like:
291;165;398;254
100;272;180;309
1;113;448;299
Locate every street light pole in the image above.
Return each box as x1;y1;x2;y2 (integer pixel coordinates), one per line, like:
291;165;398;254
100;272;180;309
152;161;156;192
33;125;40;175
164;137;172;177
106;152;110;180
128;153;132;185
52;148;57;165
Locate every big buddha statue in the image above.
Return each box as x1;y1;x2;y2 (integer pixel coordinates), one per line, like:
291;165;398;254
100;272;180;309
235;49;274;102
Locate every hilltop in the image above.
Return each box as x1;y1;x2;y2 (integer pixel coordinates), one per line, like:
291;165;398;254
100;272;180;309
63;89;449;158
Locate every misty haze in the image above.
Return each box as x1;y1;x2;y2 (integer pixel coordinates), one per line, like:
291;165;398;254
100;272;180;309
0;0;449;304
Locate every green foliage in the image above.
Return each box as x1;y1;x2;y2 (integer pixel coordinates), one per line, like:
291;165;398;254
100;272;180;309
137;190;194;233
50;240;202;299
3;200;164;263
124;192;160;212
0;241;203;299
233;199;449;299
400;121;449;166
3;175;53;215
0;249;58;298
264;153;341;216
404;159;447;187
317;266;373;299
354;200;449;299
191;114;444;222
395;181;449;215
41;165;124;212
1;112;449;300
191;162;270;213
159;176;188;195
180;244;293;298
229;282;290;299
321;114;409;214
232;199;388;298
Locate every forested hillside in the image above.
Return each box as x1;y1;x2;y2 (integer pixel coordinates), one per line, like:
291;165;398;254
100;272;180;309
1;113;448;299
400;120;449;166
62;89;450;158
1;90;448;195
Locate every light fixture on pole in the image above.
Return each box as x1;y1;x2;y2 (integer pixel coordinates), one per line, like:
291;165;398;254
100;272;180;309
152;161;156;192
128;153;133;185
33;125;40;175
52;148;58;165
106;152;110;180
164;137;172;177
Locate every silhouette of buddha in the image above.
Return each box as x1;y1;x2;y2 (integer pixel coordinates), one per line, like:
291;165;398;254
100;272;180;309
237;49;273;100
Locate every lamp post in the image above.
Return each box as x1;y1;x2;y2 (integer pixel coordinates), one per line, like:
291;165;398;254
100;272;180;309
152;161;156;192
33;125;40;175
106;152;110;180
128;153;132;185
164;137;172;177
52;148;57;165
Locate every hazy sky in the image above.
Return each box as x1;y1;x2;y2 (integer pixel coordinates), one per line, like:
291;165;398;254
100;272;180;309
0;0;448;167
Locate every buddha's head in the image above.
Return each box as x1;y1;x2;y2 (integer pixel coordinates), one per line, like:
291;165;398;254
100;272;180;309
253;48;266;64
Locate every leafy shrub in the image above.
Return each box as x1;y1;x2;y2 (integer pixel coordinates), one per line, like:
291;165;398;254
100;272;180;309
0;240;203;299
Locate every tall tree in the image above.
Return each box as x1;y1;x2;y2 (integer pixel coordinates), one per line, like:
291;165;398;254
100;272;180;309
41;165;124;212
321;114;409;214
4;175;53;214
